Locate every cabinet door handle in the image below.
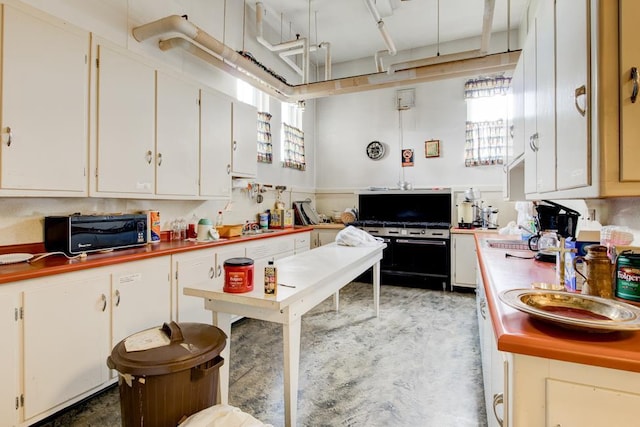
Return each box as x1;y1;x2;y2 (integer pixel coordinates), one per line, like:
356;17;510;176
209;267;215;279
574;85;587;116
493;392;504;427
631;67;639;103
531;133;539;152
226;164;231;174
157;152;163;166
114;289;121;307
101;294;107;312
217;265;222;277
146;150;153;164
233;140;237;151
5;126;12;146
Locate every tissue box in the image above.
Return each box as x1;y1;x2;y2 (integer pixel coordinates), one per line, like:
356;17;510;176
270;209;293;229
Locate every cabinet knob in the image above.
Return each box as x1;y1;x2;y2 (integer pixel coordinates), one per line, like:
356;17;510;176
114;289;121;307
226;164;231;174
100;294;107;312
233;141;237;151
209;267;215;279
157;152;163;166
146;150;153;164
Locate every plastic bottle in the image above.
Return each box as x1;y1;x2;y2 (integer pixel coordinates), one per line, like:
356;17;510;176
216;211;223;227
264;260;277;296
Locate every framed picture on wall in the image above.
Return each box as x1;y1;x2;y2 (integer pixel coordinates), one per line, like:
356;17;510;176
425;140;440;158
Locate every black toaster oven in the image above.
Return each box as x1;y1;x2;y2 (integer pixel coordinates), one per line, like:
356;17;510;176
44;214;148;255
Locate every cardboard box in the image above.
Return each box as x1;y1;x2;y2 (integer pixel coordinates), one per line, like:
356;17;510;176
270;209;294;229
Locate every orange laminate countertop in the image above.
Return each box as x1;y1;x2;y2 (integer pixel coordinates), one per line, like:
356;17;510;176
475;233;640;373
0;227;313;285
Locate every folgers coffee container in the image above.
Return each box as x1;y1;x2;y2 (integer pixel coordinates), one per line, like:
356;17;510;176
615;251;640;302
223;257;254;293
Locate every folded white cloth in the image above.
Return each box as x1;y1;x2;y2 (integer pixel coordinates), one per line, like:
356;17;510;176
179;404;273;427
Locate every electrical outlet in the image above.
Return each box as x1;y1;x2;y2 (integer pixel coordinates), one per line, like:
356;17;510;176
588;209;596;221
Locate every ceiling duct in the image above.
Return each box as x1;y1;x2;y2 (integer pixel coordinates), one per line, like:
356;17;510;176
387;0;495;74
132;15;519;102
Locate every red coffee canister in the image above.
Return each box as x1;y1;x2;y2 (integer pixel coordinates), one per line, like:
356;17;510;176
223;257;254;293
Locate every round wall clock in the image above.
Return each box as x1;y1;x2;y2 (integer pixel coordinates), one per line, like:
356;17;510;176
366;140;386;160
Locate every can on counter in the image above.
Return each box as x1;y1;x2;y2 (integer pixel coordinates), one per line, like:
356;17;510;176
615;251;640;302
223;257;254;293
146;210;161;244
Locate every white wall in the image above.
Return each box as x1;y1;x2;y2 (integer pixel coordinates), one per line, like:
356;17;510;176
315;77;505;190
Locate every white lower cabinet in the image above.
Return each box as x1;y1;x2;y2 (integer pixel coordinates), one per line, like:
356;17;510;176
479;278;640;426
23;273;112;421
109;258;172;355
246;235;296;288
451;233;476;289
15;256;170;425
0;291;20;427
311;228;340;248
172;244;245;324
294;233;311;253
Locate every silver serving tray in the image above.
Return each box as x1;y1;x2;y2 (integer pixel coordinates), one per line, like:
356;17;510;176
499;289;640;332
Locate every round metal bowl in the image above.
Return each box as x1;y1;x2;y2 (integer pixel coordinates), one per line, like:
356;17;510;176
499;289;640;332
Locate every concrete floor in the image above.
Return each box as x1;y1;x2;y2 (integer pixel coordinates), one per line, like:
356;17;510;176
36;282;487;427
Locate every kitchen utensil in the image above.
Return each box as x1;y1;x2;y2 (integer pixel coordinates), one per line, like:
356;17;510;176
574;244;615;298
0;253;34;265
499;288;640;332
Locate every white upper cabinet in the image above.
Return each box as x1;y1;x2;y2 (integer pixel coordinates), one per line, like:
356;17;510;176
555;0;590;190
0;4;89;195
156;71;200;197
532;0;556;194
231;101;258;178
200;89;232;198
619;0;640;182
93;41;156;196
522;23;538;195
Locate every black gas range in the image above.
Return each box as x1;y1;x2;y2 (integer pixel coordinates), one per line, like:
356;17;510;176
353;189;452;290
349;220;450;239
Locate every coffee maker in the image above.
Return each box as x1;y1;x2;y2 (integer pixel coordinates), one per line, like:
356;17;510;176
531;200;581;262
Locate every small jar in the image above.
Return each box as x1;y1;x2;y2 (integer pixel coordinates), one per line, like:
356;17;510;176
223;257;254;293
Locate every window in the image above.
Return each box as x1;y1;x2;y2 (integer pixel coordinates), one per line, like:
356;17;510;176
236;79;270;163
281;102;305;170
464;76;511;166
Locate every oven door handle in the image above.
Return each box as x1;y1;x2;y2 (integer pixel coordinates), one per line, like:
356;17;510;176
396;239;447;246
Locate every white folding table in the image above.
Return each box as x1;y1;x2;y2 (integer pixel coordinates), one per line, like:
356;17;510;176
184;242;385;427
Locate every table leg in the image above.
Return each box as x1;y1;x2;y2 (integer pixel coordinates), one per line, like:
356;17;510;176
373;261;380;317
283;317;301;427
211;311;232;405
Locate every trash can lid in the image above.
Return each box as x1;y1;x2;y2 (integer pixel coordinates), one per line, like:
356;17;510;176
107;322;227;376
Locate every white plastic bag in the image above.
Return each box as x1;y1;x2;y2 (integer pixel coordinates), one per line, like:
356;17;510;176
335;226;384;247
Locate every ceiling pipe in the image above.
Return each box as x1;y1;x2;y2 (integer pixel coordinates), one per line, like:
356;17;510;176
255;2;309;83
387;0;495;74
364;0;397;56
281;42;332;80
132;15;519;102
480;0;496;54
158;37;292;101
